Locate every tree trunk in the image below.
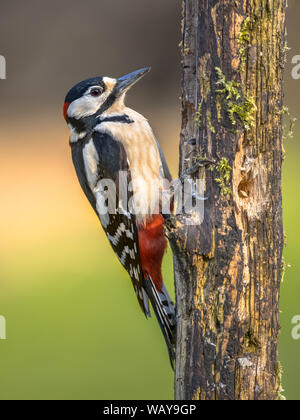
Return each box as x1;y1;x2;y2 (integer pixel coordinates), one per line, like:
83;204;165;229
168;0;286;400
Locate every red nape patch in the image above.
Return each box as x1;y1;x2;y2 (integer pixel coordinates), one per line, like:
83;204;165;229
63;102;70;120
138;214;167;292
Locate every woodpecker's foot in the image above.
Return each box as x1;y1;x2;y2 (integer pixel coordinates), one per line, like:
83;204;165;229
180;158;214;203
180;158;216;182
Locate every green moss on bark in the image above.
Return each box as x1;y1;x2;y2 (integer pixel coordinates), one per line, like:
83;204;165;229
215;67;257;131
215;158;232;196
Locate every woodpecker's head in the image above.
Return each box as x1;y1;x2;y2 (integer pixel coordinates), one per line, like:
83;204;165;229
63;67;151;125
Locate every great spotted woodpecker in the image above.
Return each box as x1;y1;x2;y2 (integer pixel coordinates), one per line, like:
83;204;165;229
63;68;176;366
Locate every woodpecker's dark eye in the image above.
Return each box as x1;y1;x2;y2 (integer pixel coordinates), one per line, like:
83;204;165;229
90;87;102;97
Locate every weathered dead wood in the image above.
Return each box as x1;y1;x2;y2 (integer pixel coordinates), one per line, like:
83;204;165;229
168;0;286;400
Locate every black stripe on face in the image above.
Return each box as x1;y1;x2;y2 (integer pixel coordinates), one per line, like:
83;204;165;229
66;89;119;135
96;91;117;116
98;115;134;124
68;116;90;134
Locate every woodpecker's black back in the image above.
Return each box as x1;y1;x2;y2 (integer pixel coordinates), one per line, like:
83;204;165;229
71;131;151;317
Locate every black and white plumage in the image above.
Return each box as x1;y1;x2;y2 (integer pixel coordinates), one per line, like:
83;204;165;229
63;68;176;366
71;130;150;316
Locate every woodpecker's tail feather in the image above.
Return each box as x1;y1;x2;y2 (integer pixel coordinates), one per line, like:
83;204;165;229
143;274;176;368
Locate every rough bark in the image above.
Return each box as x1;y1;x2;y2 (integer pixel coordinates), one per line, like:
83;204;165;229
168;0;286;400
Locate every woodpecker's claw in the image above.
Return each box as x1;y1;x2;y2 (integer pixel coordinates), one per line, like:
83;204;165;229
179;159;213;204
180;158;216;182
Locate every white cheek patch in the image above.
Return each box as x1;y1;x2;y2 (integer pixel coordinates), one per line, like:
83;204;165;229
67;78;117;120
67;96;102;119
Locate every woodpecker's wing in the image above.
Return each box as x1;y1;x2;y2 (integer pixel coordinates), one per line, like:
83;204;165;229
71;140;97;211
71;133;150;317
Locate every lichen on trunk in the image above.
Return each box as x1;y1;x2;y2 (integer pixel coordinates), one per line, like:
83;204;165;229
168;0;286;400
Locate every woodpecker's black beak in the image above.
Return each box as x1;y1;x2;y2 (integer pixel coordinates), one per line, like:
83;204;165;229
116;67;151;96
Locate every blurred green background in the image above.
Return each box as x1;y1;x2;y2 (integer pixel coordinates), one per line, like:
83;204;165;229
0;0;299;400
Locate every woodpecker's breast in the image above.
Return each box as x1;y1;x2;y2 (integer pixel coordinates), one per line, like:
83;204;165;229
95;108;164;225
